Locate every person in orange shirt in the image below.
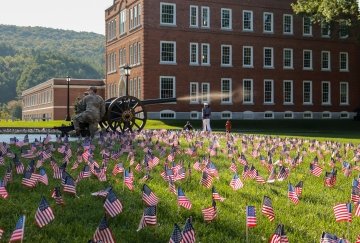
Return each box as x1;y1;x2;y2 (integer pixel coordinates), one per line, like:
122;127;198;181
225;119;232;133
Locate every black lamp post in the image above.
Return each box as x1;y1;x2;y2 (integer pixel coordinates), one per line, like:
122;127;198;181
65;76;71;121
123;65;132;96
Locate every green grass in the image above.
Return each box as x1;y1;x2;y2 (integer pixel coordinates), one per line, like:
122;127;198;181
0;120;71;128
0;131;359;242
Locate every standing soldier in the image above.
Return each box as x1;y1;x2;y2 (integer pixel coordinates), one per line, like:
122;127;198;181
73;87;105;138
202;103;212;132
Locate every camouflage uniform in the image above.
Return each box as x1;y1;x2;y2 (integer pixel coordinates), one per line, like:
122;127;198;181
73;93;105;138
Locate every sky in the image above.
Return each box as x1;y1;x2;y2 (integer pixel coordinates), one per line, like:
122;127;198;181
0;0;114;35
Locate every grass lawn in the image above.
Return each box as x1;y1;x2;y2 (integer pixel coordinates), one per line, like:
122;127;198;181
0;131;359;242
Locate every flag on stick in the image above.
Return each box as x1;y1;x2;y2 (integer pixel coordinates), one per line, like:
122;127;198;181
93;216;115;243
169;223;183;243
261;196;275;222
142;184;159;206
246;206;257;228
9;215;25;243
104;190;123;218
333;203;352;222
137;206;157;231
35;196;55;228
202;200;217;222
181;217;195;243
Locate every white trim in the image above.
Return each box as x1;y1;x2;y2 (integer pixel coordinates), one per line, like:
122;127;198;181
263;12;273;33
302;17;312;36
321;51;331;71
201;83;210;103
189;82;199;104
221;78;232;104
339;82;349;105
264;111;274;119
243;79;253;104
303;49;313;70
283;14;293;34
283;80;293;104
242;10;253;31
340;111;349;119
321;81;331;105
322;111;331;119
303;80;313;105
283;48;293;69
221;8;232;30
159;76;176;99
190;111;199;119
263;47;274;69
284;111;294;119
189;5;199;28
160;41;177;64
160;110;176;119
264;79;274;104
243;46;253;68
339;52;349;72
160;2;176;26
221;111;232;119
321;22;331;37
189;42;199;65
201;43;210;65
221;44;232;67
303;111;313;119
201;6;210;28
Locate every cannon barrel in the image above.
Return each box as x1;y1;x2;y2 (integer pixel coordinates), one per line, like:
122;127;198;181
141;97;177;106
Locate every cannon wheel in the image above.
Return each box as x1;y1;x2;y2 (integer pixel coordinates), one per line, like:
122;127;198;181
107;96;147;132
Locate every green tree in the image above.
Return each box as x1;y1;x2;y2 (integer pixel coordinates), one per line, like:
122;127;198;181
291;0;360;24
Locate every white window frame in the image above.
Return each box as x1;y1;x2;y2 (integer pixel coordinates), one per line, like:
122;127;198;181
242;10;253;31
221;78;232;104
322;111;331;119
303;17;312;36
340;82;349;105
221;44;232;67
190;111;199;119
264;79;274;104
243;79;254;104
264;111;274;119
221;111;232;119
303;81;313;105
321;22;330;37
263;12;273;33
221;8;232;30
303;50;313;70
160;41;176;64
159;76;176;99
189;42;199;65
120;9;126;35
263;47;274;68
283;14;293;34
321;81;331;105
321;51;331;71
201;6;210;28
160;110;176;119
201;43;210;66
339;52;349;72
189;82;199;104
284;111;294;119
137;43;141;65
243;46;253;68
189;5;199;28
160;2;176;26
303;111;313;119
283;80;293;104
340;111;349;119
201;83;210;103
339;20;349;38
283;48;293;69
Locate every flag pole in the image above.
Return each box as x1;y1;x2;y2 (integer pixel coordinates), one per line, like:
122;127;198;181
245;220;249;243
21;215;26;243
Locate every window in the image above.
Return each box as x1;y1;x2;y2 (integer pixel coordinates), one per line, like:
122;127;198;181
339;20;349;38
160;110;176;119
201;83;210;103
303;111;313;119
201;43;210;65
284;111;293;119
133;5;138;29
340;112;349;119
221;8;232;30
303;50;313;70
321;81;331;105
303;81;312;104
243;46;253;67
129;44;133;65
283;14;293;34
321;22;330;37
190;82;199;103
340;82;349;105
129;8;133;30
201;6;210;28
189;43;199;65
160;76;176;98
120;10;126;35
243;10;253;31
107;52;117;73
190;5;198;27
263;47;274;68
190;111;199;119
221;112;232;119
303;17;312;36
283;48;293;69
264;79;274;104
243;79;253;104
283;80;293;104
160;41;176;64
264;111;274;119
263;12;273;33
339;52;348;71
221;45;232;66
321;51;331;71
133;43;138;65
221;78;232;104
322;112;331;119
160;3;176;26
137;43;141;64
138;77;141;98
107;19;116;41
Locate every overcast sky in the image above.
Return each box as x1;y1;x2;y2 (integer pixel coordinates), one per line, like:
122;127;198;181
0;0;113;35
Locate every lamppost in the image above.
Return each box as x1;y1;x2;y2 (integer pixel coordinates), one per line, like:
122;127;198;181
65;76;71;121
123;65;132;96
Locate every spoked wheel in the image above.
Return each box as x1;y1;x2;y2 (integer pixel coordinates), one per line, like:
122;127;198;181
107;96;147;133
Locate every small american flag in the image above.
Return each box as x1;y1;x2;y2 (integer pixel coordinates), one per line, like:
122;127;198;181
168;178;176;194
310;163;323;177
50;160;62;179
202;200;217;222
93;216;115;243
229;161;237;173
137;206;157;231
38;168;49;185
230;173;243;190
51;186;64;205
112;163;124;176
355;201;360;216
288;183;299;205
104;190;123;217
63;175;76;195
177;187;192;210
124;169;134;190
212;186;225;202
14;157;24;174
261;196;275;222
142;184;159;206
200;171;213;188
22;170;39;188
324;171;337;187
351;187;360;203
9;215;25;243
76;165;91;182
246;206;257;228
35;197;55;228
169;223;182;243
269;224;289;243
267;168;276;183
295;181;303;197
320;232;339;243
0;179;9;199
333;203;352;222
181;217;195;243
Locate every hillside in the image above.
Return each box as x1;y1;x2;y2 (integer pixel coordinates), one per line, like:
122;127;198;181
0;25;105;104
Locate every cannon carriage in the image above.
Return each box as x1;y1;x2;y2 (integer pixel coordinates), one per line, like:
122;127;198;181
55;95;176;137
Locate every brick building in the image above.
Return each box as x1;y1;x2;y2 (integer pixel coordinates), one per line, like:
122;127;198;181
22;78;105;120
105;0;360;120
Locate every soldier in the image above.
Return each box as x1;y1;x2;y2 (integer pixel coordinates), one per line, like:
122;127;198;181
202;103;212;132
73;86;105;138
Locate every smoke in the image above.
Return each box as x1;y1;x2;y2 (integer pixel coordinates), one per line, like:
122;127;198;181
177;88;243;104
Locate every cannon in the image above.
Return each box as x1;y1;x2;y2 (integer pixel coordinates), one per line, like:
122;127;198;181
54;95;177;136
